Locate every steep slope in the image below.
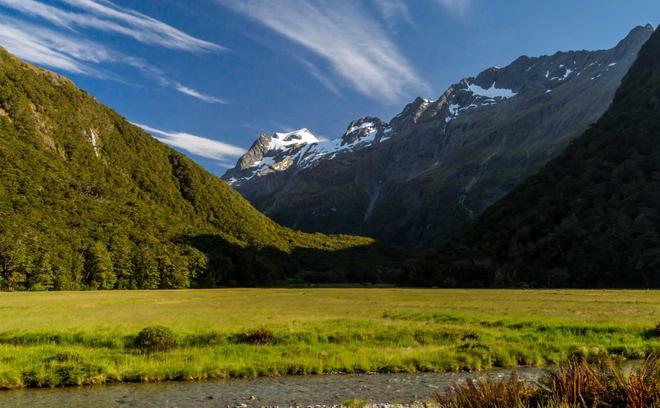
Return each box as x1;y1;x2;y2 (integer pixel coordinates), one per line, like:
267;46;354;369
224;25;653;250
411;27;660;288
0;48;397;290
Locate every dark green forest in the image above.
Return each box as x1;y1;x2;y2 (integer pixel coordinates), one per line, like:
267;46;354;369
408;28;660;288
0;48;401;291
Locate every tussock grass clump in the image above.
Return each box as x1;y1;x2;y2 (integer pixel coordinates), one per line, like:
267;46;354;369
434;355;659;408
547;355;658;408
342;398;369;408
134;326;177;353
46;352;83;363
236;328;275;345
433;373;538;408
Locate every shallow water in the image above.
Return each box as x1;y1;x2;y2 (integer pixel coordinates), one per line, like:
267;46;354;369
0;368;547;407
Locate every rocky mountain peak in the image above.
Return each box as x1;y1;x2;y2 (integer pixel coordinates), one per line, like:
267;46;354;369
612;24;655;57
235;132;271;171
341;116;386;145
389;96;433;134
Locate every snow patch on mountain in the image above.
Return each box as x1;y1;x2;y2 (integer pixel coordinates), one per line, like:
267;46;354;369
269;128;319;151
467;82;517;98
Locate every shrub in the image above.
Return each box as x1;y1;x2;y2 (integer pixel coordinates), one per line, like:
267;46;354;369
134;326;177;353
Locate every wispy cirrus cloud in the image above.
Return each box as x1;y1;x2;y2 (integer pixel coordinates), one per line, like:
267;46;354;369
371;0;413;27
136;123;246;164
436;0;473;17
0;14;224;104
0;15;112;75
219;0;428;103
0;0;223;53
299;59;343;98
175;84;226;104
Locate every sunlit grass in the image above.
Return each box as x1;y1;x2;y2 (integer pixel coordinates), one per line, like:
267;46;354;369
0;289;656;389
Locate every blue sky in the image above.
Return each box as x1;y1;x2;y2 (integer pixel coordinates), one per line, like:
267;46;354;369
0;0;658;175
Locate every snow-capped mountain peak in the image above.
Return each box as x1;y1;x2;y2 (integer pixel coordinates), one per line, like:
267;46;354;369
270;128;319;151
223;121;390;186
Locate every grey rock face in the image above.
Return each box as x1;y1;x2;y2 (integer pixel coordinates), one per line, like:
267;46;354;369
222;25;654;250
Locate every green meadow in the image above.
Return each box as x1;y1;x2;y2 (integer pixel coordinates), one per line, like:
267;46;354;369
0;289;657;389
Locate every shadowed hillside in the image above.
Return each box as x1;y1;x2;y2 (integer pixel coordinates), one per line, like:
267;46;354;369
409;28;660;288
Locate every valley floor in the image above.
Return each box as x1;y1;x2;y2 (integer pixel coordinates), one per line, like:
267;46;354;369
0;289;656;389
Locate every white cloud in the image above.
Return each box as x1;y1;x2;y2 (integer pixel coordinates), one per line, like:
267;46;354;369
0;15;227;104
220;0;428;102
436;0;472;17
371;0;413;27
0;15;109;75
299;59;343;98
175;84;226;104
0;0;223;53
136;123;246;162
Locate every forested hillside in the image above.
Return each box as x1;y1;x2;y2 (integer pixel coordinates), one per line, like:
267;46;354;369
0;48;399;290
409;28;660;288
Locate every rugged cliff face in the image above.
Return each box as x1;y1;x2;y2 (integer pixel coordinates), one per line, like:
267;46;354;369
223;25;654;250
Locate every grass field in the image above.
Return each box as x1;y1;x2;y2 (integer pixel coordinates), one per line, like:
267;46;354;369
0;289;657;389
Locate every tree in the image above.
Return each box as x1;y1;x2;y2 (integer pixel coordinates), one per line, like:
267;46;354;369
86;242;116;290
134;248;160;289
158;245;198;289
29;252;55;291
110;235;135;289
0;238;32;291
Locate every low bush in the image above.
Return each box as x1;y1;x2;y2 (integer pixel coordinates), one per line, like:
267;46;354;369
134;326;177;353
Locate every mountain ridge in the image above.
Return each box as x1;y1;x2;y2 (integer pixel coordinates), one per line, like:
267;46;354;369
223;25;654;250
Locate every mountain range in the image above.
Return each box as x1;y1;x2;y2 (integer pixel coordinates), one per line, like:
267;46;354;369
223;25;654;250
1;23;658;290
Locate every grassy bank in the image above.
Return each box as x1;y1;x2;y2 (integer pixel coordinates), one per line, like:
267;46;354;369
0;289;657;389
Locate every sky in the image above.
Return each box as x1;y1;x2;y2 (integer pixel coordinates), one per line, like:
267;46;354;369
0;0;658;175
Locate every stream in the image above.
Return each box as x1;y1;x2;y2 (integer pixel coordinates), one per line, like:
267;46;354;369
0;368;547;407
